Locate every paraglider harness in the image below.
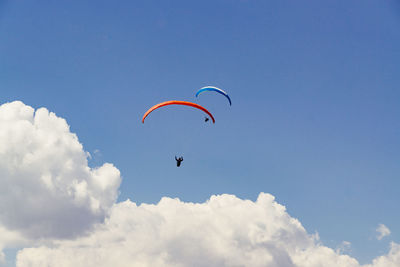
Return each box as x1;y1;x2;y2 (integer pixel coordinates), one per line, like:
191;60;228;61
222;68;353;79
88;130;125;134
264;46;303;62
175;156;183;167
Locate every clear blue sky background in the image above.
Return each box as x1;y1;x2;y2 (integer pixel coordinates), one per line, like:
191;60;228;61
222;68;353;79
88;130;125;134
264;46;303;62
1;0;399;264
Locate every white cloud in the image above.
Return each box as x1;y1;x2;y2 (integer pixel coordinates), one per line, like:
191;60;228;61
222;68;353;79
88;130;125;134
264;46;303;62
0;226;27;265
376;224;391;240
0;101;399;267
14;193;374;267
15;193;400;267
0;101;121;239
336;241;352;255
365;242;400;267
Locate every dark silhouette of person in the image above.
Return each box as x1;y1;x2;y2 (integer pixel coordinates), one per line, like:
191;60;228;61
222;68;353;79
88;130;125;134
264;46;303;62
205;117;209;122
175;156;183;167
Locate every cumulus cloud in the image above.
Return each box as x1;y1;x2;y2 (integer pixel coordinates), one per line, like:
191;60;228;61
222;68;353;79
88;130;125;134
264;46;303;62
336;241;352;255
15;193;400;267
365;242;400;267
0;101;121;239
0;101;399;267
15;193;378;267
0;226;27;265
376;224;391;240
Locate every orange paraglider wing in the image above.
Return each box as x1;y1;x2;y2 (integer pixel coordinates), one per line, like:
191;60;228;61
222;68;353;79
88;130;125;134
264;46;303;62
142;100;215;123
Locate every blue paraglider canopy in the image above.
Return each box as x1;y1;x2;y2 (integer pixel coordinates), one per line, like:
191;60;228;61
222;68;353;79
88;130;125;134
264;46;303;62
195;86;232;106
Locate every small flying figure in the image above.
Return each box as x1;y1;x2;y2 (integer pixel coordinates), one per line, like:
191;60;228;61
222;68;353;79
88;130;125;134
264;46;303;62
175;156;183;167
205;117;209;122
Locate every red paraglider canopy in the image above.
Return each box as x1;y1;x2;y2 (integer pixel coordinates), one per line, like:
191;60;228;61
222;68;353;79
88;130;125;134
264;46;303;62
142;100;215;123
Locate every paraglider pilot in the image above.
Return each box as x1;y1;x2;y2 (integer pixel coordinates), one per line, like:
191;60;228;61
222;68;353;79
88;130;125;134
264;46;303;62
175;156;183;167
205;117;209;122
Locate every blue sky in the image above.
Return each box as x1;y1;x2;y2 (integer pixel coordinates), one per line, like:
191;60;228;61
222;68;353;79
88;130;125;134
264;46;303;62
1;0;400;265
